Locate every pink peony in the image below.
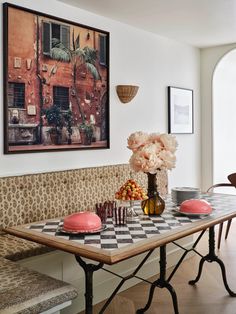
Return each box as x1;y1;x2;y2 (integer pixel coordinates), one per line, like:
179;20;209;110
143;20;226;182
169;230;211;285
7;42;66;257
149;133;161;144
159;150;176;170
128;131;178;173
127;131;149;152
129;150;163;174
139;143;162;159
159;134;178;153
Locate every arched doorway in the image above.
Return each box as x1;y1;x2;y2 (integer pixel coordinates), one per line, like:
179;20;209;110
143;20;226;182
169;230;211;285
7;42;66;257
212;49;236;193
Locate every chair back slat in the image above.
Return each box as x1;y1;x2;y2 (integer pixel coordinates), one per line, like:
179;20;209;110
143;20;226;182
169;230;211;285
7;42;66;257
228;173;236;187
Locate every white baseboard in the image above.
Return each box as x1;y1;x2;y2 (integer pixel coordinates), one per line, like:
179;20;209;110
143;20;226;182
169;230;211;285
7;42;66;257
41;301;72;314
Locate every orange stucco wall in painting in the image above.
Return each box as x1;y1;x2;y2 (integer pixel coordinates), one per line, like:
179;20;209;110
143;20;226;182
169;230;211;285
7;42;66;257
8;7;40;124
7;7;108;144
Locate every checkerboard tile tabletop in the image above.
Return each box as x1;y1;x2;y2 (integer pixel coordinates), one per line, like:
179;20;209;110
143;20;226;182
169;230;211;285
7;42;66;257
26;194;236;251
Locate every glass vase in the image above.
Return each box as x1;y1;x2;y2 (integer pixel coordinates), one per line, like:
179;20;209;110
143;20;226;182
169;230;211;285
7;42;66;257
141;172;165;215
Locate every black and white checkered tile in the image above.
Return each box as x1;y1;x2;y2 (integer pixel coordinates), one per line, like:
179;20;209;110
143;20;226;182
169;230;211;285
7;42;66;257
26;194;236;250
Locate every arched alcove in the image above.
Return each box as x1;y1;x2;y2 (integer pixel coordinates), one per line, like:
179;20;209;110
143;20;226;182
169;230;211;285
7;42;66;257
212;49;236;193
201;43;236;191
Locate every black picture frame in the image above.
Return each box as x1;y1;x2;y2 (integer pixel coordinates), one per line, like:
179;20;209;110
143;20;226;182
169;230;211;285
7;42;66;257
3;2;110;154
168;86;193;134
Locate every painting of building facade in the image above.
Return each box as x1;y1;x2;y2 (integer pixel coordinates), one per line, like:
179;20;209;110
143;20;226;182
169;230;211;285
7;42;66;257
3;3;110;153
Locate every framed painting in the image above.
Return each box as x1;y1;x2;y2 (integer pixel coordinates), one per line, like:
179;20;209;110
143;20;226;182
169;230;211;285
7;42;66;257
168;86;193;134
3;3;110;153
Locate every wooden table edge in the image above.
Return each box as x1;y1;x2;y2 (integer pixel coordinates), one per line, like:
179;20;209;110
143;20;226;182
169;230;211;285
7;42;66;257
4;210;236;265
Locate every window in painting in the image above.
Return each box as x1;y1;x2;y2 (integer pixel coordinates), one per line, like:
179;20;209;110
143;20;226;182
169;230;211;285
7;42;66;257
8;82;25;108
42;22;70;56
53;86;69;110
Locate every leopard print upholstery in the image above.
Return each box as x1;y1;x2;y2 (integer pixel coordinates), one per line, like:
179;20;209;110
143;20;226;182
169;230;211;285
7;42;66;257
0;256;78;313
0;234;53;261
0;164;167;260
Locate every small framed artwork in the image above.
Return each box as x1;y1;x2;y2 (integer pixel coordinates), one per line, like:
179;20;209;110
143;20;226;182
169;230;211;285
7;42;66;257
3;3;110;154
168;86;193;134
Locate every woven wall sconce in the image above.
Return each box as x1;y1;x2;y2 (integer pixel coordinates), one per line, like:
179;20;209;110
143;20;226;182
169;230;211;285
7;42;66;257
116;85;139;103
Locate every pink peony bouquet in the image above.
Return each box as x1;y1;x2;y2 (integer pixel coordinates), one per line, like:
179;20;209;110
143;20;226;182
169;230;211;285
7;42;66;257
127;131;178;174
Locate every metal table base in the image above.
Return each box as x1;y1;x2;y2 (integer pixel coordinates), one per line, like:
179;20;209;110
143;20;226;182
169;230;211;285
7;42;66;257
75;225;236;314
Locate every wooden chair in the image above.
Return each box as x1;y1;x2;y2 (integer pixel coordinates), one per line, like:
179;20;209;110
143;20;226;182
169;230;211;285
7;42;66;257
207;173;236;249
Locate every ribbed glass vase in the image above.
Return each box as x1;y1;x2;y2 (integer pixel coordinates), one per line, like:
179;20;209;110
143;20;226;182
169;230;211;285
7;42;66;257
141;172;165;215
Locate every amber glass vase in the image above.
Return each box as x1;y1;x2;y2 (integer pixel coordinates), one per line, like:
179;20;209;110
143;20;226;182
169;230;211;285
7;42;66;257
141;172;165;215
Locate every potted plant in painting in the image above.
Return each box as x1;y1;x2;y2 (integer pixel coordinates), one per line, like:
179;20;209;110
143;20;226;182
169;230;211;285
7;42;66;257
79;122;93;145
63;109;73;144
44;105;64;145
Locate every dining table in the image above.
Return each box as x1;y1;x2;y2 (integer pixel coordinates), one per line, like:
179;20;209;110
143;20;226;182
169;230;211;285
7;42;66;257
4;193;236;314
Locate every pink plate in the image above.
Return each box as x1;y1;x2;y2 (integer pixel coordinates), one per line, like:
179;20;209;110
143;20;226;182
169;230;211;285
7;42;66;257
179;199;212;215
58;225;106;235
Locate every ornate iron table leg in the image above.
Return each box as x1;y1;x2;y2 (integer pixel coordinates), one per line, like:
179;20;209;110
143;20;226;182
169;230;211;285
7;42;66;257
189;225;236;297
137;245;179;314
168;230;205;282
99;249;154;314
75;255;104;314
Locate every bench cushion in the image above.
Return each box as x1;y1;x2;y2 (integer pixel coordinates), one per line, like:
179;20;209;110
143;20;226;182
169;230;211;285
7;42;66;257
0;257;78;314
0;234;53;261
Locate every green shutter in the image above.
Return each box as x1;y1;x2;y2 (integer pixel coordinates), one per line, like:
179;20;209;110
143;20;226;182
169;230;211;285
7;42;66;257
99;34;107;66
42;21;51;55
61;25;70;49
8;83;14;107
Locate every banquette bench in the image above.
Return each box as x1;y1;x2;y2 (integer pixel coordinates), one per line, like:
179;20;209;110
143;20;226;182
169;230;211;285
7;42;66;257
0;256;78;314
0;164;167;313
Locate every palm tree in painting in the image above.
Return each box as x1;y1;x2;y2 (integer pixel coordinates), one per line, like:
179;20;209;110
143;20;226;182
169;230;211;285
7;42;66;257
50;30;101;124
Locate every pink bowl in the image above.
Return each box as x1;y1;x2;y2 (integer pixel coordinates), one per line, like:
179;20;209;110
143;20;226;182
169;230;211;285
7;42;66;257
180;199;212;214
63;211;102;232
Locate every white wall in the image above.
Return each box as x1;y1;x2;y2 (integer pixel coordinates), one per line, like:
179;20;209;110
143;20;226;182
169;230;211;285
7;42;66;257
213;50;236;192
0;0;201;190
1;3;199;312
200;43;236;191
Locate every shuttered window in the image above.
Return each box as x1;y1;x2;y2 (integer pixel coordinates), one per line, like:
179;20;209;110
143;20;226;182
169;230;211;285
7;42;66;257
52;23;60;41
99;34;107;66
61;25;70;49
8;83;25;108
42;22;70;57
42;22;51;56
53;86;69;110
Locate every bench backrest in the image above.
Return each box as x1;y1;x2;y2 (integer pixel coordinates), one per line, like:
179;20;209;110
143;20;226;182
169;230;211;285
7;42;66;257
0;164;167;229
